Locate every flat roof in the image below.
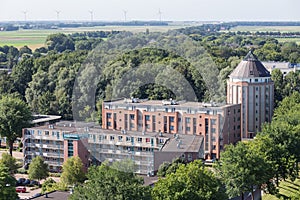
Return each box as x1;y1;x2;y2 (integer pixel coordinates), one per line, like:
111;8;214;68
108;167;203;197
32;115;62;124
104;99;236;109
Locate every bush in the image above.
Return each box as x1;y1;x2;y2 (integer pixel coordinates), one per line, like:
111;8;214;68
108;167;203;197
49;172;61;177
17;168;27;174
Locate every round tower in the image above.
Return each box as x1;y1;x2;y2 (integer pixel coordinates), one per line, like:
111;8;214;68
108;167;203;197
227;51;274;139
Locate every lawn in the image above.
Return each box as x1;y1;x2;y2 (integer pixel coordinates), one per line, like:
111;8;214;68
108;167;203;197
263;178;300;200
0;25;182;50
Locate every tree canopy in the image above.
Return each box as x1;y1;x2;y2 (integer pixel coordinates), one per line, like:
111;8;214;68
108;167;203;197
61;156;86;186
28;156;49;181
69;161;151;200
0;153;18;175
152;160;227;200
0;164;18;200
0;95;32;155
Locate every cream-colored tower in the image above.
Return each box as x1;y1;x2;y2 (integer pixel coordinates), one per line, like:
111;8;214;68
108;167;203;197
227;51;274;139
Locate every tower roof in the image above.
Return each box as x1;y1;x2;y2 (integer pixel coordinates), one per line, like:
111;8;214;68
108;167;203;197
229;51;271;78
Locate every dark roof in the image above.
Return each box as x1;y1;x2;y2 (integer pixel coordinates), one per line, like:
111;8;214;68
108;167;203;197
229;51;271;78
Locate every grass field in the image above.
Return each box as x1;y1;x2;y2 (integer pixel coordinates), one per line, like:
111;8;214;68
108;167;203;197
275;38;300;45
230;26;300;33
0;25;182;50
263;178;300;200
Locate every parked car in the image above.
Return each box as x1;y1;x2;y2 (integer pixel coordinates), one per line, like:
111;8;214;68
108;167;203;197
23;179;30;186
16;186;26;193
16;178;26;186
30;180;39;186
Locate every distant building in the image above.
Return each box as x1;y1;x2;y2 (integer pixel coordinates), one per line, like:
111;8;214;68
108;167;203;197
227;51;274;139
262;61;300;76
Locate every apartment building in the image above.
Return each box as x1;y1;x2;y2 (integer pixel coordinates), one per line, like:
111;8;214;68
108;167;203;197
102;99;241;160
88;129;204;175
22;121;90;172
23;121;204;175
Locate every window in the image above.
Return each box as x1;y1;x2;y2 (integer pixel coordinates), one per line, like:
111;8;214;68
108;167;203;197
130;114;135;120
126;137;131;142
130;123;135;128
146;124;150;129
118;136;123;141
186;127;190;132
106;113;112;118
185;117;190;123
107;122;111;127
137;137;142;143
67;140;73;157
145;115;150;121
170;117;174;122
146;138;150;143
45;131;49;136
110;136;115;141
38;130;42;135
170;126;174;131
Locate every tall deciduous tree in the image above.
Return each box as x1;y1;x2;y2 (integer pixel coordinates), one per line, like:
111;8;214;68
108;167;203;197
28;156;49;181
69;161;151;200
0;164;18;199
152;160;226;200
61;156;85;186
218;142;274;200
0;152;18;175
0;95;32;156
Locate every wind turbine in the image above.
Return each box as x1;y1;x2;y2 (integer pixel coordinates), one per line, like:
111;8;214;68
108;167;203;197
158;9;162;21
55;10;61;21
88;10;94;22
22;10;28;21
123;10;127;22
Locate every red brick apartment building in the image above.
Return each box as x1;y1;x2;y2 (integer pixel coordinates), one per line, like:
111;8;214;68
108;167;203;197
102;99;241;160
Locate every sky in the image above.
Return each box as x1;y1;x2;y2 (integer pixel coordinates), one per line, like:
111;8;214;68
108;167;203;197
0;0;299;22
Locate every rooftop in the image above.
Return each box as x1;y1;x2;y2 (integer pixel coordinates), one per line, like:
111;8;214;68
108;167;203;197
29;191;70;200
162;134;203;153
229;51;271;78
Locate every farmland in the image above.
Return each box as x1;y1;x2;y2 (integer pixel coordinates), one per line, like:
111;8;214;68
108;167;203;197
230;26;300;33
0;25;182;50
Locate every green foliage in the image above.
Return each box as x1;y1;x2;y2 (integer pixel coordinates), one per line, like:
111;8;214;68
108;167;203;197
69;162;151;200
28;156;49;181
218;142;274;198
41;178;68;194
0;153;18;174
157;157;185;177
152;160;227;200
46;33;75;52
61;156;85;186
0;164;18;200
0;95;32;155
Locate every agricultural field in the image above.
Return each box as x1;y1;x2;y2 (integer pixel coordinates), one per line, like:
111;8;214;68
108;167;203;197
275;37;300;45
0;25;182;50
230;26;300;33
263;178;300;200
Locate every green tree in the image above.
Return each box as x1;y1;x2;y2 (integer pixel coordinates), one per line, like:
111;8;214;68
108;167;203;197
0;153;18;175
28;156;49;181
152;160;226;200
0;164;18;200
69;162;151;200
46;33;75;53
0;95;32;155
61;156;85;186
218;141;274;200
